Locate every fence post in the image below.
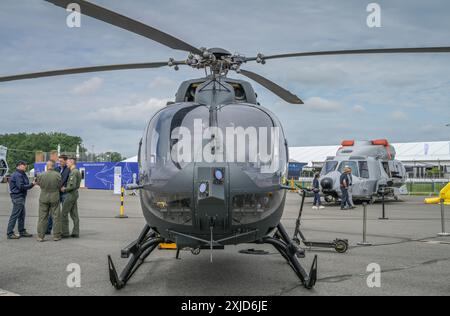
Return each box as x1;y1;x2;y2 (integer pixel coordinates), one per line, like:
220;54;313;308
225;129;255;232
358;202;372;246
379;189;389;220
438;199;450;237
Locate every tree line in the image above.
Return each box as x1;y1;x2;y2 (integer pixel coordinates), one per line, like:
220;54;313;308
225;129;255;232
0;132;124;171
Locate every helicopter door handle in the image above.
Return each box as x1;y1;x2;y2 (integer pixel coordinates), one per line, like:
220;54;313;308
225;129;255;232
126;184;145;190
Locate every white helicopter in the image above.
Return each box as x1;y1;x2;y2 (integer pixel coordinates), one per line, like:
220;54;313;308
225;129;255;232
319;139;407;204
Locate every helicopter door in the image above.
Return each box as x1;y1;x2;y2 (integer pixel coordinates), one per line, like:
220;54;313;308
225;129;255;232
381;161;391;177
390;161;406;187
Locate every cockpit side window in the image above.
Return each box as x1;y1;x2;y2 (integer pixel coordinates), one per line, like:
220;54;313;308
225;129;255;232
358;161;370;179
184;83;202;102
230;84;247;102
321;161;338;175
143;105;210;185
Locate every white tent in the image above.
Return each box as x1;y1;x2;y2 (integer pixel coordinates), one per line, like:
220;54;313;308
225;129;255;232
289;141;450;166
123;141;450;168
122;156;138;163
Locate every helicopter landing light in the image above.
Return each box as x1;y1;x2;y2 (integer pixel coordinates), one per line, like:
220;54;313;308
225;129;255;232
156;201;167;209
199;182;209;195
215;170;223;180
213;168;225;184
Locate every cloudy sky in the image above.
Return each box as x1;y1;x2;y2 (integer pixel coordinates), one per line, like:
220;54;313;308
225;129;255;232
1;0;449;157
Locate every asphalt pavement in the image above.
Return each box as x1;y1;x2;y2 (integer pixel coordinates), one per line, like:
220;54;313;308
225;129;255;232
0;183;449;296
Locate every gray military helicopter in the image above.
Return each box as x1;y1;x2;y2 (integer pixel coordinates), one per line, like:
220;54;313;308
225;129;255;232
1;0;450;290
0;146;8;183
320;140;407;204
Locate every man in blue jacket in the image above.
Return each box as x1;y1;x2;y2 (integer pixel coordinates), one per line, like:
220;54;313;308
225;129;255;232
7;161;36;239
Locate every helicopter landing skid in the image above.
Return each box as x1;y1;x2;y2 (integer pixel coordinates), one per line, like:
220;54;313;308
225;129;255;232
108;224;164;290
262;223;318;289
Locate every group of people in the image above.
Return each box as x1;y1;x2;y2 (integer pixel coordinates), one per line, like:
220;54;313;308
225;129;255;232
311;166;356;210
6;155;82;242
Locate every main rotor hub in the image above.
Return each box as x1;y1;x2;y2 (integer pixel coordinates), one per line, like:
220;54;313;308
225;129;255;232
176;47;245;75
206;48;232;59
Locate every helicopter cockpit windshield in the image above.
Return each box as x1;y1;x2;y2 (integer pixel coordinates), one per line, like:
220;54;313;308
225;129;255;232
141;103;287;188
321;160;367;178
142;104;208;185
217;105;287;188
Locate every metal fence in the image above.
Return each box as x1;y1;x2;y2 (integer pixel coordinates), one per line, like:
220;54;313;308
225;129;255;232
406;178;449;196
293;177;449;195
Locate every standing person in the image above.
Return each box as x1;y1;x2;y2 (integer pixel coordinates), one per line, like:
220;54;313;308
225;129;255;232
346;167;356;209
36;161;62;242
61;157;81;238
340;169;350;210
46;155;70;235
312;173;325;210
6;161;36;239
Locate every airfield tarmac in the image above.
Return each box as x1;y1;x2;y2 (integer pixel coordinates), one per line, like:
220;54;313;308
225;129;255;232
0;183;449;296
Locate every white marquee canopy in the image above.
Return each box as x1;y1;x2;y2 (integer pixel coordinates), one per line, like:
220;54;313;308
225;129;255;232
123;141;450;167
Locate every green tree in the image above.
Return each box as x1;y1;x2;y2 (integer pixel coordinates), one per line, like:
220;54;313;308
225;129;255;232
95;152;124;162
427;167;441;178
0;132;86;170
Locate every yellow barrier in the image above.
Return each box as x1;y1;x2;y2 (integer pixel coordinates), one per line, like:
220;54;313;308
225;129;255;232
424;182;450;205
116;187;129;218
290;178;298;192
159;243;177;250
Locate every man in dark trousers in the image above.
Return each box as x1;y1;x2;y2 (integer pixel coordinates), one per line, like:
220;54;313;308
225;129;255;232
46;155;70;235
312;173;325;210
61;157;81;238
346;167;356;209
36;161;62;242
7;161;36;239
340;168;350;210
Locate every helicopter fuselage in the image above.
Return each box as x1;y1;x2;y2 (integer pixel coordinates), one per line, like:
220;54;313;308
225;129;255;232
320;140;407;203
137;78;289;248
0;146;8;183
106;73;315;289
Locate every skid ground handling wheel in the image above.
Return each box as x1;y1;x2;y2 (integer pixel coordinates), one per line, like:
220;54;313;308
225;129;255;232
334;239;349;254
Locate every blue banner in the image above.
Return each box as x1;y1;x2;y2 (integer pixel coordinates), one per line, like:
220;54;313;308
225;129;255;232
34;162;139;190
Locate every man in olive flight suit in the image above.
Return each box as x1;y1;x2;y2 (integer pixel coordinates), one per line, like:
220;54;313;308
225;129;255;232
36;160;62;242
61;157;81;238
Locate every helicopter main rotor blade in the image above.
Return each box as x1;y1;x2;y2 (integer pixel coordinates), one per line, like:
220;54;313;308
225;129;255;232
0;61;180;82
45;0;202;54
239;69;303;104
247;47;450;61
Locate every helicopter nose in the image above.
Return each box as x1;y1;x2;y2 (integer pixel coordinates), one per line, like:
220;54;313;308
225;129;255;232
320;177;333;190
